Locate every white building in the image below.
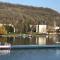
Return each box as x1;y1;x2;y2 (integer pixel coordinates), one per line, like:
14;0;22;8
36;25;47;34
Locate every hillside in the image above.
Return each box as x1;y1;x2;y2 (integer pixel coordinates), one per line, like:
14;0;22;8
0;2;60;33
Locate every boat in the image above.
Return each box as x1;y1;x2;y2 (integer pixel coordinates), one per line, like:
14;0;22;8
0;43;11;49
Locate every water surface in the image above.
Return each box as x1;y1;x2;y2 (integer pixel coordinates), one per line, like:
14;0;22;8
0;34;60;60
0;34;60;45
0;49;60;60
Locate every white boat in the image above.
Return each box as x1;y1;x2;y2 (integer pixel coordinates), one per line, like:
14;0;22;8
0;43;11;49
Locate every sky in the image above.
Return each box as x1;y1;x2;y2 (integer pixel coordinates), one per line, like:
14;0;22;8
0;0;60;13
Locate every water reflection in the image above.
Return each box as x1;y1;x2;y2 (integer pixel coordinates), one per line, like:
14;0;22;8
36;36;46;45
0;37;7;45
0;37;13;45
0;50;10;56
47;35;60;45
0;35;60;45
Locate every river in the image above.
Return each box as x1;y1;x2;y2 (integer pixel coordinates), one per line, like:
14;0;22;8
0;34;60;60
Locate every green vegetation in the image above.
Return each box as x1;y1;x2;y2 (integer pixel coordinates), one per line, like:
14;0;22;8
0;2;60;33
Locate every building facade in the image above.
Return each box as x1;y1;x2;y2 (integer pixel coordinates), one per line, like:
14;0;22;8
36;25;47;34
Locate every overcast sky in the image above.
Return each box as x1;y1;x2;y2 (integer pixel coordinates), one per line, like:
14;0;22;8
0;0;60;13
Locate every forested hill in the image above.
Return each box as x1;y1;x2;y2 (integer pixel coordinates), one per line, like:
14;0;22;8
0;2;60;33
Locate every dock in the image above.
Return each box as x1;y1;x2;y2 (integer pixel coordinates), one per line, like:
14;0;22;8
11;45;60;49
0;45;60;50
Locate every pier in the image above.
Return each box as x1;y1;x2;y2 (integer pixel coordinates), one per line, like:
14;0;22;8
0;45;60;50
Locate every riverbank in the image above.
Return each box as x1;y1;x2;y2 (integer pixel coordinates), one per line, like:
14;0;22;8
0;32;60;37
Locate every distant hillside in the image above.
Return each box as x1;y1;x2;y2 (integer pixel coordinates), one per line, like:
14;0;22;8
0;2;60;33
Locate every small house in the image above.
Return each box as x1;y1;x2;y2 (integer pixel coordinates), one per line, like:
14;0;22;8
36;25;47;34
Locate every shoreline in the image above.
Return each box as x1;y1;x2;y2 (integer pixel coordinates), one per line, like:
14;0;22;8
0;33;60;37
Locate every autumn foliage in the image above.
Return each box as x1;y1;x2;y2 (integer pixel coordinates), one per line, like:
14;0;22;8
0;2;60;33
